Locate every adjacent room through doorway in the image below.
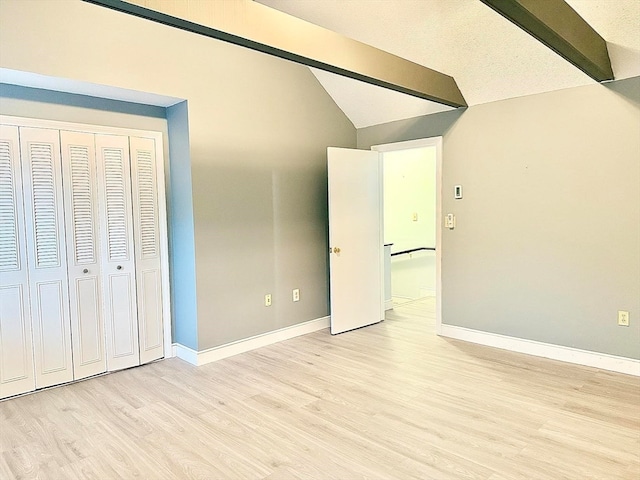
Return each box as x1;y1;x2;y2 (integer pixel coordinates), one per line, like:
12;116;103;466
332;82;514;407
382;145;437;307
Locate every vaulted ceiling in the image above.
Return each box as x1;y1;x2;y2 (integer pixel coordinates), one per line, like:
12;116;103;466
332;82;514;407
257;0;640;127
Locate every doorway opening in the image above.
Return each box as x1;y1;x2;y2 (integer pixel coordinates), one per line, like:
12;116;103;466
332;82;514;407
372;137;442;332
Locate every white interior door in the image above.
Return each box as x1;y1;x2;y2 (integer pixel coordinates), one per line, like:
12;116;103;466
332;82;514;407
60;130;107;380
95;134;140;371
0;125;36;399
19;127;74;388
129;136;164;364
328;147;384;334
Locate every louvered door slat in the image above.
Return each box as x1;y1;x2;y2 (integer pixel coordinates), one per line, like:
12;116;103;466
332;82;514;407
19;127;73;389
69;144;95;264
61;131;106;381
0;139;19;271
0;124;35;399
136;149;158;258
29;142;60;269
103;148;129;261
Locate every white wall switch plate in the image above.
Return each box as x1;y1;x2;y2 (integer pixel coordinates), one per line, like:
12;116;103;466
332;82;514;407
454;185;463;199
293;288;300;302
265;294;272;307
445;213;456;229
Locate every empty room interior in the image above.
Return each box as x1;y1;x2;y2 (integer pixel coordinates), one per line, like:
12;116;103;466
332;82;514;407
0;0;638;479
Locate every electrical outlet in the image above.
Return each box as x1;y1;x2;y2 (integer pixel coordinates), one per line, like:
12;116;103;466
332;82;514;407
293;288;300;302
445;213;456;229
618;310;629;326
265;294;272;307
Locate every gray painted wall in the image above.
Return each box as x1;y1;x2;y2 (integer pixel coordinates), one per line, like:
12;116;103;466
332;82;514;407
5;0;634;361
358;109;462;149
359;77;640;359
0;0;356;351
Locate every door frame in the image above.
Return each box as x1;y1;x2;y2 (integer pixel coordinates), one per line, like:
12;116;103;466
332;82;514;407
0;114;173;360
371;137;443;333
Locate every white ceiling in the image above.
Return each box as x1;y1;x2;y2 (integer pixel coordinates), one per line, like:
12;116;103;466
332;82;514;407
308;67;455;128
257;0;640;128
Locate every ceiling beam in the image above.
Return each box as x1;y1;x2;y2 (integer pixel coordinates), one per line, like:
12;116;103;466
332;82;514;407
479;0;613;82
82;0;467;108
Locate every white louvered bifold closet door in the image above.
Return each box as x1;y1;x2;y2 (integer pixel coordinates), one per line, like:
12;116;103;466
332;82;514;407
60;131;107;380
19;127;74;388
95;134;140;371
0;125;36;398
130;137;164;364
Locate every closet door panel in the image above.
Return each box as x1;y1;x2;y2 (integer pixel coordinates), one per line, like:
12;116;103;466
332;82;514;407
34;280;70;373
0;125;35;399
74;277;102;369
138;270;162;363
0;286;32;398
60;131;106;380
19;127;73;388
130;136;164;364
109;274;136;356
95;134;139;371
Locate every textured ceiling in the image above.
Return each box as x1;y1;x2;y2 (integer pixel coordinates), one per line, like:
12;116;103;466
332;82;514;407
309;67;455;128
257;0;640;128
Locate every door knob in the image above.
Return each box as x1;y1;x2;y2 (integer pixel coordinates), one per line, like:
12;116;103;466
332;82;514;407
83;268;89;274
334;247;341;254
117;265;123;270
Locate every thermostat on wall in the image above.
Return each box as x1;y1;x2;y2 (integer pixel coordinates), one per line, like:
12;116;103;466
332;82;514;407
454;185;463;199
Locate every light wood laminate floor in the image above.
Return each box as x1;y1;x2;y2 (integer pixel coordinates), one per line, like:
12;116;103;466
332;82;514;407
1;297;639;479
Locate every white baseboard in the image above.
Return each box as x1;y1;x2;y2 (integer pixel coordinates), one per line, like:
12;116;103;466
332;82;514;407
440;324;640;377
173;343;198;365
385;300;394;311
173;316;330;366
419;288;436;297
